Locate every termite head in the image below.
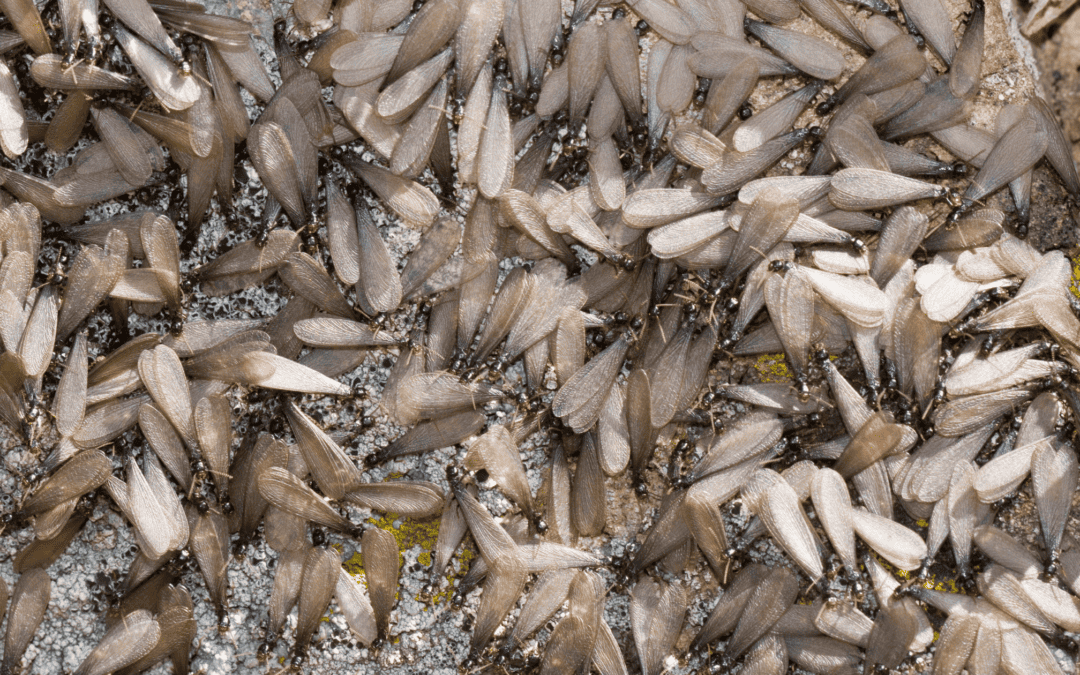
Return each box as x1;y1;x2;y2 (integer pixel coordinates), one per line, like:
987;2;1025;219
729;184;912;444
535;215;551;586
944;189;964;208
816;94;840;116
257;640;276;661
446;464;462;487
450;590;465;608
614;253;637;272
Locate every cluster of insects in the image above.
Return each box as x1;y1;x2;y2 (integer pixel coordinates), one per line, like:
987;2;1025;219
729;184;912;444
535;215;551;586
0;0;1077;672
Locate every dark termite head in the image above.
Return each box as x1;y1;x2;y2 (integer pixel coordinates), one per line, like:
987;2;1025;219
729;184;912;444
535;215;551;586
816;94;840;116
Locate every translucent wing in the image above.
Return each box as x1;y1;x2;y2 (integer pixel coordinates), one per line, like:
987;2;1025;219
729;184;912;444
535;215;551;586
361;527;400;640
2;568;52;675
344;481;445;518
256;466;355;533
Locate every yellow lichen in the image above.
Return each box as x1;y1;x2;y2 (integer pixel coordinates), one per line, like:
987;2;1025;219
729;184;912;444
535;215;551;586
1071;256;1080;298
755;354;792;382
873;554;964;595
344;511;475;606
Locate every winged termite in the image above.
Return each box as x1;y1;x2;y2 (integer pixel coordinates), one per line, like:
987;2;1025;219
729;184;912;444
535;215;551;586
539;571;605;674
702;128;818;196
1;567;50;675
394;370;505;421
320;177;360;286
390;76;448;179
291;317;397;351
655;43;695;116
449;255;495;357
691;563;765;652
501;265;586;364
963;114;1048;208
258;544;308;656
461;425;532;519
111;23;198;111
936;388;1034;438
13;510;86;572
70;390;146;452
0;167;81;223
850;507;927;570
20;448;110;519
812;599;873;648
290;545;339;661
1029;441;1077;565
734;83;823;155
89;106;153;188
723;565;799;661
603;16;643;127
331;564;379;648
278;397;358;503
763;265;814;391
745;21;844;81
831;412;904;477
808;468;858;574
697;57;757;136
18;282;58;384
741;469;823;580
377;48;453;125
1019;576;1080;632
113;585;195;675
723;190;800;288
944;461;984;579
499;568;576;658
550;307;586;388
552;327;635;433
247;121;309;229
829;167;954;210
630;576;688;675
187;507;230;622
896;0;957;63
0;60;26;159
557;428;602;537
109;453;190;561
0;0;49;55
795;0;871;50
622;188;725;229
818;35;925;115
979;564;1059;635
865;595;923;673
785;634;864;673
257;464;359;536
970;525;1042;579
342;156;439;228
689;33;796;81
59;234;130;343
880;75;970;143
